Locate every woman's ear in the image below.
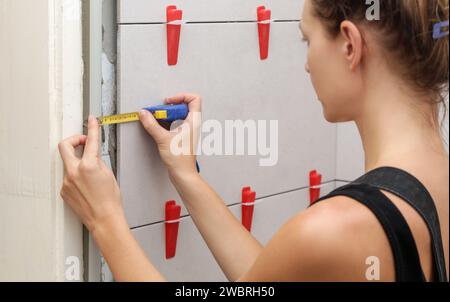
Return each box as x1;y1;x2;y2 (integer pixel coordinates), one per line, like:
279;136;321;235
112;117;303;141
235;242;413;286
339;21;363;71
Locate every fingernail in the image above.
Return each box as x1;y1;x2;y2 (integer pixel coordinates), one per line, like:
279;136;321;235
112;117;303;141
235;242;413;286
139;110;148;117
88;115;94;122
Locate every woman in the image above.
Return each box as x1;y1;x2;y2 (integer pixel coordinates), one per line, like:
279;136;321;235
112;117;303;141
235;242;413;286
58;0;449;281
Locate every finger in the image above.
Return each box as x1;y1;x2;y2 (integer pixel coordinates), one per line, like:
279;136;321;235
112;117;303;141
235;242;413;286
58;135;87;168
83;115;100;160
166;93;199;105
165;93;194;103
166;93;201;113
166;93;201;127
139;110;170;143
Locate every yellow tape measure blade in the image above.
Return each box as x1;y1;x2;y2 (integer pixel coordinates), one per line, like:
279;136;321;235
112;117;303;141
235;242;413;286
99;112;140;125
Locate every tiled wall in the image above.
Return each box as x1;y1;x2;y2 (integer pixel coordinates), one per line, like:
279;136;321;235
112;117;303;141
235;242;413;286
112;1;365;281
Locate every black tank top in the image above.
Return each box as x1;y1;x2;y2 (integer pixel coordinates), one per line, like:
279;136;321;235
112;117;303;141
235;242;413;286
313;167;448;282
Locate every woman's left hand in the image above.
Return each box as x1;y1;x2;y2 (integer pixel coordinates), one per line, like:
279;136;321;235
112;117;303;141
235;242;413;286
58;116;126;234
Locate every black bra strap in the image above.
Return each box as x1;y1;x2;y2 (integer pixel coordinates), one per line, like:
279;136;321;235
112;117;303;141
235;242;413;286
316;184;425;282
353;167;448;282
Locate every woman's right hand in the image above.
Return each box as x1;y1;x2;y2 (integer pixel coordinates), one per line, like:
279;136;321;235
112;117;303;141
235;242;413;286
139;93;202;180
141;94;265;282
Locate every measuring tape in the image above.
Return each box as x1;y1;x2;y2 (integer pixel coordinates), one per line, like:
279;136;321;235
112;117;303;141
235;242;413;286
93;103;200;173
96;104;189;126
99;111;164;126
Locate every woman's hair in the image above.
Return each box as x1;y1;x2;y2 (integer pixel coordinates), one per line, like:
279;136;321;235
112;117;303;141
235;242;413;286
311;0;449;127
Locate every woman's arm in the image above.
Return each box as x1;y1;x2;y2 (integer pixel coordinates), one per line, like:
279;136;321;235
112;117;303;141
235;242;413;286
58;116;164;281
171;171;263;281
58;96;361;282
59;94;263;281
139;94;263;281
92;213;165;282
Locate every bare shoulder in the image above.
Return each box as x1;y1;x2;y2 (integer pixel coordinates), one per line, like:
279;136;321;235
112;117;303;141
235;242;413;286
277;195;395;281
242;194;397;281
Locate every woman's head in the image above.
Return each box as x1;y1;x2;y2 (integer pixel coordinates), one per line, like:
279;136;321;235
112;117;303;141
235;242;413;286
301;0;449;124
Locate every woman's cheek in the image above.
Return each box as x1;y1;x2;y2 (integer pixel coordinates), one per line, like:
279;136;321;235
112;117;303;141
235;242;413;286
306;46;323;101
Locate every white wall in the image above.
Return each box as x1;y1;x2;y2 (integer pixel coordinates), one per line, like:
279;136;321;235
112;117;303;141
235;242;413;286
0;0;84;281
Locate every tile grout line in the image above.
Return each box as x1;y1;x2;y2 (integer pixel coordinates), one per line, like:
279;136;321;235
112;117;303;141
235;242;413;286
118;19;301;26
130;179;352;230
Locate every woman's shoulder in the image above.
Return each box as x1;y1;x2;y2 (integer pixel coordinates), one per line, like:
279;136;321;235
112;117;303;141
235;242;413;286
270;157;448;281
279;196;396;281
293;194;386;242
